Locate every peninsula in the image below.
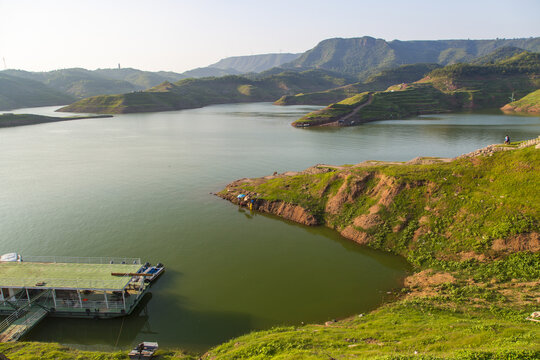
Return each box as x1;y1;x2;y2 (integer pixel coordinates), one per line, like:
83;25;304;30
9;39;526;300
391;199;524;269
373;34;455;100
501;89;540;113
0;113;113;128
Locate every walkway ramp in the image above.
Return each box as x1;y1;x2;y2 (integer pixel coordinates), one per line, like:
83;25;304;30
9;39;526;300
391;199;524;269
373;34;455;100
0;290;52;342
0;306;48;342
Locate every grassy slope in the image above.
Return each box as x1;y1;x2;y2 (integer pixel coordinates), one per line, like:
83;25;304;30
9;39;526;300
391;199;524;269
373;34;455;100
275;64;441;106
295;52;540;126
293;92;371;126
501;89;540;113
0;342;194;360
2;143;539;359
58;70;354;114
471;46;526;65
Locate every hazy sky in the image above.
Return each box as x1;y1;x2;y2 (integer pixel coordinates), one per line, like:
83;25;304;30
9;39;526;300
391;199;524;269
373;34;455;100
1;0;539;73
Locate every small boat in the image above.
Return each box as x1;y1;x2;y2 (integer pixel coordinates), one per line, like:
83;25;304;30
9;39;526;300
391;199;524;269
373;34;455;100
137;262;165;283
128;342;158;359
0;252;22;262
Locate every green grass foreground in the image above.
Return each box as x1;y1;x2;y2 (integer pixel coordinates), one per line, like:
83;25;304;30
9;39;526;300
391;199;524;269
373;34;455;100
2;298;538;359
0;342;194;359
207;301;539;359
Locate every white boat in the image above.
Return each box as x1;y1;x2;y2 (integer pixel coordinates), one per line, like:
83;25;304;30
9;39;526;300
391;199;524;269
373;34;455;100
137;262;165;283
128;342;158;359
0;252;22;262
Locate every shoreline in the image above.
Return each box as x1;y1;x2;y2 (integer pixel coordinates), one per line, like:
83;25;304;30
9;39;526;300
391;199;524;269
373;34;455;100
0;113;113;128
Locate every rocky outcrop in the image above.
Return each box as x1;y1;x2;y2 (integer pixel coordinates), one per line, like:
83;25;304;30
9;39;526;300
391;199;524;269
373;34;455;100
456;137;540;158
218;190;318;226
339;226;372;245
492;232;540;253
255;200;318;225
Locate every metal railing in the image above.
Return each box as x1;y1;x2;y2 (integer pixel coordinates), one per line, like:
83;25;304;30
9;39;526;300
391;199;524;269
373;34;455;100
54;299;125;310
0;308;24;334
0;290;51;334
0;276;134;290
23;255;141;265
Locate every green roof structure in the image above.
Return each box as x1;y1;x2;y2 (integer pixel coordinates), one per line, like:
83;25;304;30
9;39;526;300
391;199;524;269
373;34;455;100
0;262;142;290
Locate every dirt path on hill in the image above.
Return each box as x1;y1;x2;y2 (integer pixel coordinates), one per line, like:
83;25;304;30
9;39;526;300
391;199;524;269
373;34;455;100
322;93;374;127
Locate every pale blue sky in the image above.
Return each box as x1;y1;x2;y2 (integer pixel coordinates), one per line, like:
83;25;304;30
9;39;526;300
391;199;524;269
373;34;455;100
1;0;539;72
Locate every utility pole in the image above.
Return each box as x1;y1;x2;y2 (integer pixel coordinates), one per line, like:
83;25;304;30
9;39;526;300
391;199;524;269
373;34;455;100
2;57;6;69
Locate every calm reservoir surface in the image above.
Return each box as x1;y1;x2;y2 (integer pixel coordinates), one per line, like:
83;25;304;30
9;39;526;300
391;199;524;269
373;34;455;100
1;103;539;351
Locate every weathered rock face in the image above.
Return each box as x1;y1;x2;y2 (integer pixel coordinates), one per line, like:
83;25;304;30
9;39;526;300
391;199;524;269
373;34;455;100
217;191;318;226
339;226;372;245
325;173;371;215
492;232;540;253
256;200;318;225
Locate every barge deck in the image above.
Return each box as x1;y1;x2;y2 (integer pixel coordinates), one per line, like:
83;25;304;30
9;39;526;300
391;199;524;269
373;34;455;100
0;255;153;342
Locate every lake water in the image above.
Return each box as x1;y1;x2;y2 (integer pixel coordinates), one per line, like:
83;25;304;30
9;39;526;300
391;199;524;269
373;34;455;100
1;103;539;351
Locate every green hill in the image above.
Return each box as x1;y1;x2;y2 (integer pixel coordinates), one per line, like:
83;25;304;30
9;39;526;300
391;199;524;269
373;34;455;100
275;63;441;105
179;67;242;78
93;68;185;89
58;70;354;114
501;88;540;113
471;46;526;64
284;36;540;79
2;68;138;98
0;73;74;110
294;51;540;127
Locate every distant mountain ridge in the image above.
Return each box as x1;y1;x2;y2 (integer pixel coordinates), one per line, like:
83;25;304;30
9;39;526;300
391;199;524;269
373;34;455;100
209;53;301;73
0;53;304;108
3;36;540;112
58;69;354;114
2;68;142;98
283;36;540;79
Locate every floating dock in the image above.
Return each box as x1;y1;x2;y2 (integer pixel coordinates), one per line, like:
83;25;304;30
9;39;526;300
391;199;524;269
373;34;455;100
0;255;152;342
